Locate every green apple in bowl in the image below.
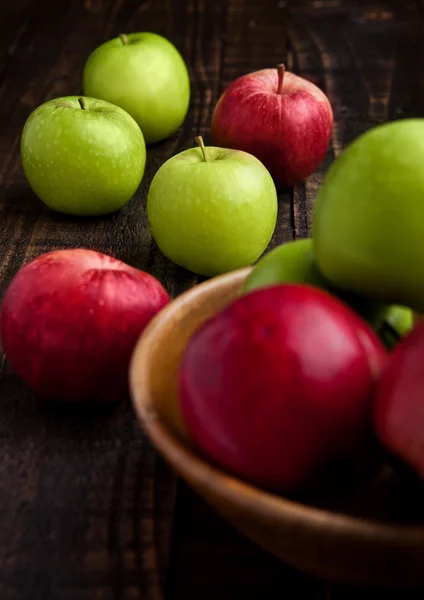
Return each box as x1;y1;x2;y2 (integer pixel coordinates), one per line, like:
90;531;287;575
313;119;424;312
147;137;278;277
244;238;324;291
83;32;190;144
244;238;388;327
20;96;146;216
377;305;414;351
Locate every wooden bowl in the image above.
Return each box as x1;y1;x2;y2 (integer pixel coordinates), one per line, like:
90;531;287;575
130;268;424;588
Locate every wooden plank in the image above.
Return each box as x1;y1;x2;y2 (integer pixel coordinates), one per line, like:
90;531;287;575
0;0;204;598
220;0;295;250
0;0;35;81
286;0;420;239
286;0;354;239
168;1;324;598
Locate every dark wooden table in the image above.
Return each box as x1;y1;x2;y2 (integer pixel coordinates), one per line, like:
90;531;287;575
1;0;423;598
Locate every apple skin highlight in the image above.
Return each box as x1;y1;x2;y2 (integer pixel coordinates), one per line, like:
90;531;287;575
0;249;170;402
211;66;333;189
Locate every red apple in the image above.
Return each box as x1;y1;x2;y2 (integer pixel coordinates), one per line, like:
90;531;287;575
0;249;169;402
374;320;424;479
211;64;333;188
179;284;386;491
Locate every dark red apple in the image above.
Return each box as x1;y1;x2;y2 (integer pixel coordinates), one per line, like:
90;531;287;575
211;64;333;189
0;249;169;402
374;319;424;479
179;284;386;491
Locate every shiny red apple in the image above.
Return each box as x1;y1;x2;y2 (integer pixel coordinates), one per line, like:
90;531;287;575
211;64;333;188
374;319;424;479
179;284;386;491
0;249;169;402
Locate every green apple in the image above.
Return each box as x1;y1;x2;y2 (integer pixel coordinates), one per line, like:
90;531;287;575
244;238;323;291
244;238;387;326
378;305;414;351
385;305;414;337
20;96;146;216
147;137;277;277
83;32;190;144
313;119;424;312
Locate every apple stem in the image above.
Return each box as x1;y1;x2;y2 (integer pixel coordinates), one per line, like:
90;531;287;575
277;63;285;94
194;136;208;162
119;33;129;45
78;97;87;110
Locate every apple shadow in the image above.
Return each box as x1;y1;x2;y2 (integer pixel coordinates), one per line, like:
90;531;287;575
2;181;45;217
0;359;131;451
2;181;126;233
45;206;120;226
36;395;126;422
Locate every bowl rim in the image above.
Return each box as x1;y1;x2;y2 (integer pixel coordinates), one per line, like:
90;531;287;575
129;268;424;549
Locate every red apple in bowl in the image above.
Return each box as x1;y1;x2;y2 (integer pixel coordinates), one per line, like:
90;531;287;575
0;249;170;402
179;284;386;491
211;65;333;188
374;319;424;479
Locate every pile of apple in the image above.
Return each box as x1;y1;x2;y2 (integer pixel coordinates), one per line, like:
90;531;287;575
3;27;424;496
178;118;424;493
19;35;333;278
